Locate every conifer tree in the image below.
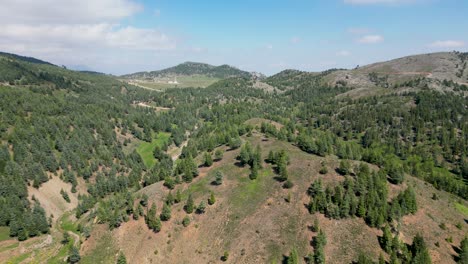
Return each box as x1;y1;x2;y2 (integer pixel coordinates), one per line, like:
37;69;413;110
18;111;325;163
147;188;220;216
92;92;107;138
459;237;468;264
185;194;194;214
196;200;206;214
204;152;213;167
208;191;216;205
68;246;81;264
117;252;127;264
160;203;171;221
175;189;182;203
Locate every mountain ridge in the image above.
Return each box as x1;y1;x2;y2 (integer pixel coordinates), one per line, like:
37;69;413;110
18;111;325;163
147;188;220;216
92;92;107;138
121;61;254;79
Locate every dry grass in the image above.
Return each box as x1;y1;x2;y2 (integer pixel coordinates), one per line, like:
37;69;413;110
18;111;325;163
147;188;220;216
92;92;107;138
75;132;468;263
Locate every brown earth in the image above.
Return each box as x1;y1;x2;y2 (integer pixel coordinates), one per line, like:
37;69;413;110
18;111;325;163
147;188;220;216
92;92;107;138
80;132;467;263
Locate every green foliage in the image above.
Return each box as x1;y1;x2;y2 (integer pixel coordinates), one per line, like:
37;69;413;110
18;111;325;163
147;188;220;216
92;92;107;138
337;160;351;176
175;189;182;204
312;229;327;264
182;216;190;227
184;194;195;214
160;203;171;221
208;191;216;205
411;234;432;264
145;204;162;232
123;61;252;79
68;246;81;264
307;165;416;227
459;237;468;264
117;252;127;264
61;189;71;203
196;200;207;214
204;152;213;167
214;171;224;186
222;251;229;262
287;248;299;264
214;149;224;161
62;232;70;244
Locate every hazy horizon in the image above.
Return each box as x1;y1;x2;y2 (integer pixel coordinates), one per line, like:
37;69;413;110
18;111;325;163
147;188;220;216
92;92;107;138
1;0;466;75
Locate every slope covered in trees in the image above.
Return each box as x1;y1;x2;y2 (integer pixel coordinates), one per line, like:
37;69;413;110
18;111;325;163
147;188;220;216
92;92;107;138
0;51;466;263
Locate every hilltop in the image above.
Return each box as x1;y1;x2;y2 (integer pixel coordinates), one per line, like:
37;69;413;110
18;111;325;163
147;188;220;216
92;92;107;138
121;61;254;80
325;52;468;91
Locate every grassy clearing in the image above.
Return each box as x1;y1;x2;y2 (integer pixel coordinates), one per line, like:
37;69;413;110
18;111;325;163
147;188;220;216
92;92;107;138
0;227;11;242
80;231;116;264
130;76;220;90
455;203;468;217
60;212;78;233
182;175;211;200
231;168;271;209
136;132;171;168
6;251;32;264
0;242;19;253
47;238;74;264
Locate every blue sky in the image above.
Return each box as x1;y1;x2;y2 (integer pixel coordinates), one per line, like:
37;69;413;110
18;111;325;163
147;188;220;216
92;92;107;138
0;0;466;75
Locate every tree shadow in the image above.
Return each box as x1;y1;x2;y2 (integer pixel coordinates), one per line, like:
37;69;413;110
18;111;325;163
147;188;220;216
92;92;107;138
452;244;461;262
233;161;245;168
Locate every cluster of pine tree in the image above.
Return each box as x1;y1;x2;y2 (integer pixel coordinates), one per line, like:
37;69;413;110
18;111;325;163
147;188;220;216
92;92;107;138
307;163;417;228
379;230;431;264
237;142;262;180
266;149;290;182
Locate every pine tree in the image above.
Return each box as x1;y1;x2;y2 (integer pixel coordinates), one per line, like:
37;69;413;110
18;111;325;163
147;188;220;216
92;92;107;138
196;200;206;214
68;246;81;264
287;248;299;264
185;194;194;214
338;160;351;176
267;150;275;163
214;149;224;161
238;143;251;166
411;234;431;264
214;171;223;185
117;252;127;264
379;253;385;264
62;231;70;244
160;203;171;221
204;152;213;167
381;225;393;253
140;193;148;207
208;191;216;205
175;189;182;203
166;191;174;205
146;204;161;232
182;216;190;227
249;164;258;180
254;145;262;168
459;237;468;264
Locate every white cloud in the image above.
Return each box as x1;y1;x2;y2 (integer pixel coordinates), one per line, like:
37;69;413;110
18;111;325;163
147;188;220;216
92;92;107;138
357;35;384;44
0;0;177;74
344;0;416;4
290;37;301;44
428;40;465;48
0;0;142;24
266;44;273;50
336;50;352;57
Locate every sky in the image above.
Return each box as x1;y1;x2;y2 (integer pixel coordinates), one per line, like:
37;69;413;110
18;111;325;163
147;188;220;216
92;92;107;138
0;0;466;75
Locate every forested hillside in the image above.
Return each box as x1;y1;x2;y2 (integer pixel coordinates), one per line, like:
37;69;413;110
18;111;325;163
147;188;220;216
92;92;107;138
0;52;467;263
121;61;252;79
